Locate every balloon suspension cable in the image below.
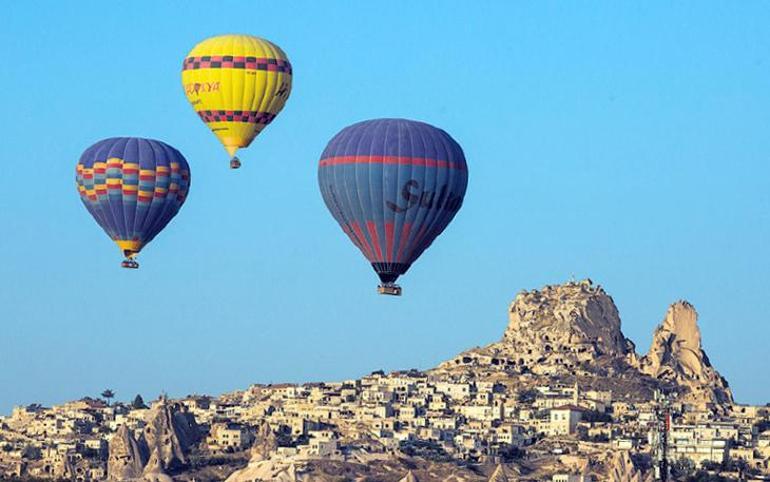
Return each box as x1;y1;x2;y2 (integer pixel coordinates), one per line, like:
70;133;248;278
230;156;241;169
377;283;402;296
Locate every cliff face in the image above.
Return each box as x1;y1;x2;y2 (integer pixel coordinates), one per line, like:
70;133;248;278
107;425;147;481
488;464;510;482
250;420;278;462
106;397;200;481
439;280;639;377
502;280;637;368
640;301;733;407
437;279;731;408
605;450;653;482
142;397;200;476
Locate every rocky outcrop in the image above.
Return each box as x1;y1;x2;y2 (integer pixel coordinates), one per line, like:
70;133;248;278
106;397;200;480
504;280;634;355
224;459;298;482
107;425;147;481
488;464;509;482
250;420;278;461
437;279;731;408
142;472;174;482
141;396;199;477
399;470;419;482
606;450;652;482
640;301;733;407
439;280;638;376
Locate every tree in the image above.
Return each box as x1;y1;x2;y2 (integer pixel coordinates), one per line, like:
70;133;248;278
101;389;115;406
497;444;525;462
131;394;148;409
581;410;612;423
671;458;696;479
687;470;732;482
517;389;539;404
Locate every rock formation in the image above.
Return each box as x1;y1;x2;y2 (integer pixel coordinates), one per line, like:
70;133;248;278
398;470;419;482
606;450;652;482
250;419;278;461
107;425;147;481
439;280;638;377
505;280;633;353
106;396;200;480
142;472;174;482
141;396;199;476
437;279;731;409
640;301;733;407
488;464;509;482
224;459;298;482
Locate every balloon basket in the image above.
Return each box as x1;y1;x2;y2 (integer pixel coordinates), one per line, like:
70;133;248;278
377;283;402;296
121;259;139;269
230;157;241;169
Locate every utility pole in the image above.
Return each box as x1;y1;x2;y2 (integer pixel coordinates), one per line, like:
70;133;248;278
653;390;673;482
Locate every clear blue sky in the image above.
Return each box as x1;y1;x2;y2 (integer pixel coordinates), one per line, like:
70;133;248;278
1;2;768;414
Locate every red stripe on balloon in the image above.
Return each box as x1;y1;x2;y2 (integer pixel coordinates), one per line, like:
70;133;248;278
350;222;374;260
366;221;384;261
410;225;429;258
319;155;466;170
342;225;363;251
384;222;394;263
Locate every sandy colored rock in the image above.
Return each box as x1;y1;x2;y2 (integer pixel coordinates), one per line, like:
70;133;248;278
141;396;200;477
436;280;731;409
640;301;733;408
606;450;652;482
439;279;638;376
224;459;298;482
488;464;509;482
250;419;278;461
107;425;148;481
504;280;634;356
399;470;420;482
142;472;174;482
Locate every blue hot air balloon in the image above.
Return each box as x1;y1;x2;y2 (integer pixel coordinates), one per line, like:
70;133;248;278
75;137;191;268
318;119;468;295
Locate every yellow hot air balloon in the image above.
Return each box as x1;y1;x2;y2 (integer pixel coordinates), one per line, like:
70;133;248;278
181;34;292;169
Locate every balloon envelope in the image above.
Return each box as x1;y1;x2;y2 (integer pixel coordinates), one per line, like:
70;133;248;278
318;119;468;286
75;137;191;261
181;34;292;161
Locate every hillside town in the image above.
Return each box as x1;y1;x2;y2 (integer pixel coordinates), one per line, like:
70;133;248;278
2;280;769;481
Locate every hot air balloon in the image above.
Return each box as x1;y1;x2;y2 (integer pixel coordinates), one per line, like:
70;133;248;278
318;119;468;295
75;138;191;269
181;34;292;169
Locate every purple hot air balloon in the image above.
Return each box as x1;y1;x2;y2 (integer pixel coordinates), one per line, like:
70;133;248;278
318;119;468;295
75;137;191;268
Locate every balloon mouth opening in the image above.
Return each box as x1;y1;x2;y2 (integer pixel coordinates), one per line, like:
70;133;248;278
372;262;410;284
115;240;142;257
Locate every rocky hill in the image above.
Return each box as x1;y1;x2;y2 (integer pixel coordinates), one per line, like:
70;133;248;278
18;280;736;482
640;300;733;408
107;397;199;481
436;279;730;409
